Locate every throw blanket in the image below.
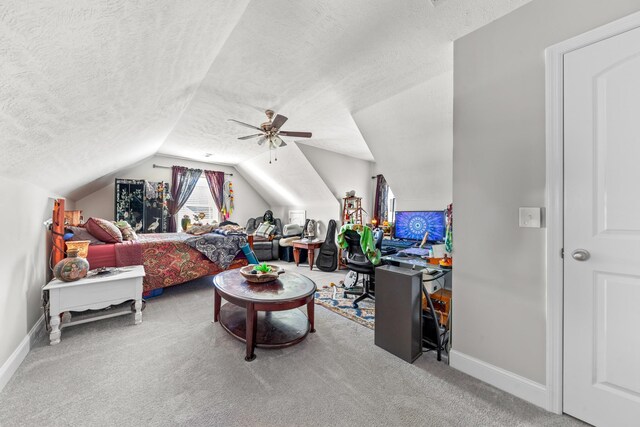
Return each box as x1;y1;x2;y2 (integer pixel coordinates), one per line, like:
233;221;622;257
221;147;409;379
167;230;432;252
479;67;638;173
213;224;246;236
113;233;247;292
185;233;247;269
337;223;381;265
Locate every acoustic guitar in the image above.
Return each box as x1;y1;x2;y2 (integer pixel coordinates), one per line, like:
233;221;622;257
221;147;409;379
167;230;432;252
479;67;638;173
316;219;339;272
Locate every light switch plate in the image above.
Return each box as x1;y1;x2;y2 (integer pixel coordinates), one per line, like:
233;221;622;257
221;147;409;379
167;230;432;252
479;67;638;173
519;207;541;228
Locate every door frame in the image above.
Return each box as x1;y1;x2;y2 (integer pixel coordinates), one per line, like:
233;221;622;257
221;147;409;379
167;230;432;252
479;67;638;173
545;10;640;414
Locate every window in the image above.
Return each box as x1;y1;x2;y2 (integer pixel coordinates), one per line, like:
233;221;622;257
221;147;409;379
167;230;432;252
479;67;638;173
387;187;396;224
177;177;219;225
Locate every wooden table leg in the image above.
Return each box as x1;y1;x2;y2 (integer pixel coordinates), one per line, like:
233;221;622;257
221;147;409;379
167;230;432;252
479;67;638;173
293;247;301;266
214;288;221;323
245;303;257;361
308;248;315;271
307;298;316;333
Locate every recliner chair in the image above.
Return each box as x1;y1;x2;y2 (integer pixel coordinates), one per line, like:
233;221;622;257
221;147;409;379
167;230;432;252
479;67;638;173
343;228;384;308
245;212;283;261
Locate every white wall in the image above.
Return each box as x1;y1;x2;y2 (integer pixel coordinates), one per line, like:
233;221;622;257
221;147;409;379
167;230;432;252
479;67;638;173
0;177;63;376
353;70;453;212
299;144;374;221
235;143;341;237
75;155;270;227
452;0;640;386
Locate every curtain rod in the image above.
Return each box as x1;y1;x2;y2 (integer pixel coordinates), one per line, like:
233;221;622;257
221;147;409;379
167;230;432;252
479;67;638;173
153;164;233;176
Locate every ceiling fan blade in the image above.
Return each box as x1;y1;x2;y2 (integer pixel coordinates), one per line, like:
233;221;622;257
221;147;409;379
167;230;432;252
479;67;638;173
270;114;288;130
257;136;267;146
228;119;262;132
237;133;263;140
278;131;312;138
278;140;287;147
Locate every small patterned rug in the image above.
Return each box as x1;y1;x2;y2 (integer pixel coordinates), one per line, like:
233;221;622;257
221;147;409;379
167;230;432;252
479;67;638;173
314;285;375;329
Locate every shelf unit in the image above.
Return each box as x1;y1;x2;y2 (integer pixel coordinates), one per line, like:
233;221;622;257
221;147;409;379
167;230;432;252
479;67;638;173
342;196;363;225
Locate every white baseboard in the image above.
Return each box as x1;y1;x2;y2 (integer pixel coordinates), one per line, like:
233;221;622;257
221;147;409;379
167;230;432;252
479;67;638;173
450;349;549;410
0;315;45;393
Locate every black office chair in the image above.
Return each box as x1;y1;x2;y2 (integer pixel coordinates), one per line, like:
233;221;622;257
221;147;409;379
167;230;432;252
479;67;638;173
343;228;384;308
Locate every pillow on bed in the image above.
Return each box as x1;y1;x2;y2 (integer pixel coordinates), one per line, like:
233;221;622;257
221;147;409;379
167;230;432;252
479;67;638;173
67;226;104;245
85;218;123;243
254;222;275;238
114;221;138;241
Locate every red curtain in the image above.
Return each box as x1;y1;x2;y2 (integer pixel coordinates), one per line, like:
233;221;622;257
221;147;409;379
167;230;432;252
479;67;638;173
204;170;225;216
373;174;389;223
167;166;202;232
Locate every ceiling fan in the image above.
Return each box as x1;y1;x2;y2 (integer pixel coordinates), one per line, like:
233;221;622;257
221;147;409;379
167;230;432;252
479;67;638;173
228;110;312;163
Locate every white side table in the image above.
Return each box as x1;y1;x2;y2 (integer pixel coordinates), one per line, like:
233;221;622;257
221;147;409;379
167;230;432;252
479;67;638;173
43;265;145;345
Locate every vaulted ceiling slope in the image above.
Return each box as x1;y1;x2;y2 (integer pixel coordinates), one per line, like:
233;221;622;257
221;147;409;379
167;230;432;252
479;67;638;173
0;0;251;196
0;0;530;199
159;0;532;165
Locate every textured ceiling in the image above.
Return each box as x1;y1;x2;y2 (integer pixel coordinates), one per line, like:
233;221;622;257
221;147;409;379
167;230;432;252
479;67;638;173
0;0;250;196
0;0;531;197
160;0;532;164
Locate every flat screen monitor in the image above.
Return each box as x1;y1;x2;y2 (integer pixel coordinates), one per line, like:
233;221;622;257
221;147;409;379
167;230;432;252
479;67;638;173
394;210;446;242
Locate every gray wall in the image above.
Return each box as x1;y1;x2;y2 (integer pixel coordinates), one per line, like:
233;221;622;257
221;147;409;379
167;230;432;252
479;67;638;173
75;155;270;228
453;0;640;384
299;144;374;219
0;177;62;379
353;70;453;212
235;143;342;238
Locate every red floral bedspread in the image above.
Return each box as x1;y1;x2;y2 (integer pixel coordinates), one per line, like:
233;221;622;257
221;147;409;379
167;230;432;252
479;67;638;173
114;233;247;292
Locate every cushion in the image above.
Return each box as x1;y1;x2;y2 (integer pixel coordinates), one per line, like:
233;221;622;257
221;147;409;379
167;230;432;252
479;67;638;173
187;224;215;235
85;218;123;243
255;222;275;238
283;223;303;237
67;226;104;245
114;221;138;241
279;236;301;247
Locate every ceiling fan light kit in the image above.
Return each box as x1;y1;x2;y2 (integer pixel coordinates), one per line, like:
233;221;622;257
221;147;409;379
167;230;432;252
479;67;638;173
228;110;312;164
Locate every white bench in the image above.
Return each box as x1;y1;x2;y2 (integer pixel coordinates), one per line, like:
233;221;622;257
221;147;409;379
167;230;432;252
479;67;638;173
43;265;145;345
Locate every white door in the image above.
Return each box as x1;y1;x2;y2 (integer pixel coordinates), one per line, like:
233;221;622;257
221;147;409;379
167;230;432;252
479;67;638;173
564;26;640;426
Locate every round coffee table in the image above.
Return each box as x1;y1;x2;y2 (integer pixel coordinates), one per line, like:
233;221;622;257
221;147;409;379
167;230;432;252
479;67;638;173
213;269;316;361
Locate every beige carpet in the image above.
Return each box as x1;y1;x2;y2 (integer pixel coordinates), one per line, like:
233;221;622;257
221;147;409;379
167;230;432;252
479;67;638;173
0;264;583;426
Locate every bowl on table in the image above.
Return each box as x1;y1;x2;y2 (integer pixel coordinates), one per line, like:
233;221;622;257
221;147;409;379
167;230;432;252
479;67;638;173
239;264;284;283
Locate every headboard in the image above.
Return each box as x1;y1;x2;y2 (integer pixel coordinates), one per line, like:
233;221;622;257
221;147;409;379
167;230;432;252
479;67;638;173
52;198;65;266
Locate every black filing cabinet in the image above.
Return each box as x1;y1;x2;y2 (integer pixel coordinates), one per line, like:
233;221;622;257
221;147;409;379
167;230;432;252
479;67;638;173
374;265;423;363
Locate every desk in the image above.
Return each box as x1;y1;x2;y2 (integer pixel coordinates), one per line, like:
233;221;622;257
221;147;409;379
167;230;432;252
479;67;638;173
381;254;447;270
379;255;452;362
382;254;452;292
292;239;324;270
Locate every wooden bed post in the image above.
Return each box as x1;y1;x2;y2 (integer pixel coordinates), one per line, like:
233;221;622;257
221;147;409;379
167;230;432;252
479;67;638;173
52;198;66;266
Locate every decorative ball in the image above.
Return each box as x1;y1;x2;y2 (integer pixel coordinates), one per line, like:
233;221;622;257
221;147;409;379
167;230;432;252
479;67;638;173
53;249;90;282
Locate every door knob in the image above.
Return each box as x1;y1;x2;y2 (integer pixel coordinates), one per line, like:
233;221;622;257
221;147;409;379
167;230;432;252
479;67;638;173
571;249;590;261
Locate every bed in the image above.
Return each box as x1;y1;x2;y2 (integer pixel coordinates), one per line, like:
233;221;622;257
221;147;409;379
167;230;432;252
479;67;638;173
86;233;248;294
52;199;248;295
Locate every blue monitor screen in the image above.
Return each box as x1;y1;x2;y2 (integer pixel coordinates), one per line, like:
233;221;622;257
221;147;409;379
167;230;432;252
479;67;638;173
394;211;446;242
